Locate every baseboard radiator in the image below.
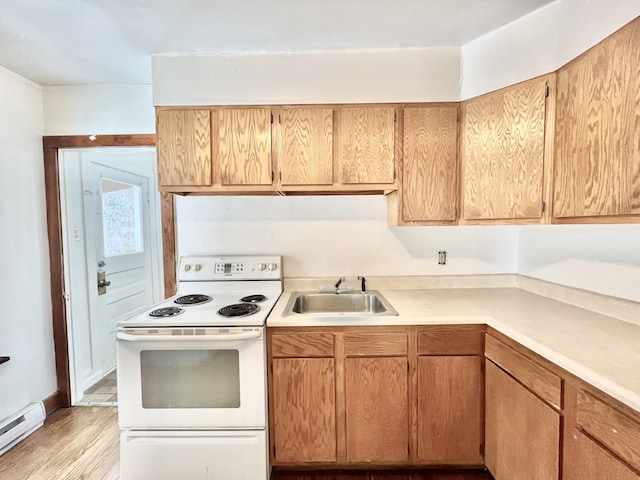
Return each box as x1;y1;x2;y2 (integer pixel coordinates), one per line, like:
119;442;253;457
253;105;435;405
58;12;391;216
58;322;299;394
0;402;46;456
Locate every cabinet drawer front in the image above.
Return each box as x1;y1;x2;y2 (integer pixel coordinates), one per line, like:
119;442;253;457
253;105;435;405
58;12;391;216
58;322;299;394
418;331;483;355
485;335;562;409
344;333;407;357
271;333;334;358
576;390;640;470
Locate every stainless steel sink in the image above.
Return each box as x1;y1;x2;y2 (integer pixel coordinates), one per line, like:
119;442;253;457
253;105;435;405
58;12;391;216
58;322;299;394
283;291;398;316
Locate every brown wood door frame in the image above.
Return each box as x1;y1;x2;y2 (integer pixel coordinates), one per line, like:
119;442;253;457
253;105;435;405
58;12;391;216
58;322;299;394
42;135;177;411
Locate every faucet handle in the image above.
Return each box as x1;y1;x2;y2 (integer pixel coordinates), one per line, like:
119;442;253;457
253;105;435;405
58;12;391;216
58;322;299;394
357;276;366;293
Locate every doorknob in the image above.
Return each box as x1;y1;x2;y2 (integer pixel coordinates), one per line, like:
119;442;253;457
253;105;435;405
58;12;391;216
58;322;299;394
97;271;111;295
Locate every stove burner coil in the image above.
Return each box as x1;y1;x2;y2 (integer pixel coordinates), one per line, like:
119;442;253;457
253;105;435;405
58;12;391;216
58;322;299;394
174;294;213;306
218;303;260;317
149;306;185;318
239;294;267;303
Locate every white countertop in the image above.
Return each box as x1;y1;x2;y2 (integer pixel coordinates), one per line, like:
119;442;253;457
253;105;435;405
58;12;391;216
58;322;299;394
268;285;640;413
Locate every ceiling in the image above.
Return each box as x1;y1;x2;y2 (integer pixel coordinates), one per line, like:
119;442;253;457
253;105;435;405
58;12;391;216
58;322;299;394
0;0;555;86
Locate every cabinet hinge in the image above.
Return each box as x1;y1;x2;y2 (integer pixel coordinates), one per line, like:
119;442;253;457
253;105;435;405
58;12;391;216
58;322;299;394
541;201;546;213
545;84;550;97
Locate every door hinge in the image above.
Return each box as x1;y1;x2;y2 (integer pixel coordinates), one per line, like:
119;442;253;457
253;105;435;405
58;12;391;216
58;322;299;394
541;201;546;212
545;84;550;97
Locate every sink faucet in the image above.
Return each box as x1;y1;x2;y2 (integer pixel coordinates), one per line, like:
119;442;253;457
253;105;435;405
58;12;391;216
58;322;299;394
358;276;366;293
334;276;345;292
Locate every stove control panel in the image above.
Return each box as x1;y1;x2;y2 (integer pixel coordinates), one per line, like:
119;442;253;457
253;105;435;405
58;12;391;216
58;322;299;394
178;255;282;281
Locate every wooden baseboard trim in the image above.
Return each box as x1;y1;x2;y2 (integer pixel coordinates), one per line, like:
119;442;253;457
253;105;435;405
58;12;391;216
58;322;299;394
43;391;62;416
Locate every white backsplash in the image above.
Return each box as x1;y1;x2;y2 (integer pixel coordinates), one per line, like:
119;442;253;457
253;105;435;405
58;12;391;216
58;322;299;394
175;195;519;278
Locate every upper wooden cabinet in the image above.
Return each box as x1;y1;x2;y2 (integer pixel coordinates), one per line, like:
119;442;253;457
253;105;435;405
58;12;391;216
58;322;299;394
390;105;459;225
276;107;333;187
554;18;640;222
156;109;212;187
460;75;553;223
216;108;272;186
335;106;397;185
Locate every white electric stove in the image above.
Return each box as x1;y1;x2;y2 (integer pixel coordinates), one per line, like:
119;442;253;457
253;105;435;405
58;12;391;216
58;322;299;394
116;255;282;480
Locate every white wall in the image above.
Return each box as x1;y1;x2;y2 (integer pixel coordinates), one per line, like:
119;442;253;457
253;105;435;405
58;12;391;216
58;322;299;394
461;0;640;99
0;66;57;421
152;48;461;105
43;85;155;135
518;225;640;303
176;195;518;279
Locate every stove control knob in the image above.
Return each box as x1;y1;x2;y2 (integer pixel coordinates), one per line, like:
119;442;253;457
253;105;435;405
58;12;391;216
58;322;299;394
184;264;191;272
258;263;267;271
268;263;278;271
194;264;202;272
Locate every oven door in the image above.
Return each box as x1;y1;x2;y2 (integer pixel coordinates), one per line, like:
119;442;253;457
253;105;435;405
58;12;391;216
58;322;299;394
116;327;266;429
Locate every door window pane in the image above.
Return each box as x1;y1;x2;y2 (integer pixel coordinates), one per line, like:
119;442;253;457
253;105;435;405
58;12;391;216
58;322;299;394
101;178;143;257
140;350;241;408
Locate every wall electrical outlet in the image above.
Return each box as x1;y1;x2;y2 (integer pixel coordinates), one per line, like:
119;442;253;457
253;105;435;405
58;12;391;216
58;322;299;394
438;251;447;265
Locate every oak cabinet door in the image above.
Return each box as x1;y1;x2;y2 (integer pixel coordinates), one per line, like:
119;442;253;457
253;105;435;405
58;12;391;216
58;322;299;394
461;77;548;221
402;106;458;223
344;356;409;463
156;109;212;187
485;361;560;480
216;108;273;186
279;107;334;186
271;357;337;463
554;19;640;219
564;430;640;480
336;106;396;185
417;356;483;464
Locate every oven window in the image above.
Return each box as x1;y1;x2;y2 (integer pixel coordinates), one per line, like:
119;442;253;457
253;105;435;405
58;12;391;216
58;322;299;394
140;350;240;408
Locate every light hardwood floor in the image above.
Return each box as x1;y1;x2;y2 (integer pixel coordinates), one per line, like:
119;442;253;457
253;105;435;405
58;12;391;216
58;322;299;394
0;406;492;480
0;407;119;480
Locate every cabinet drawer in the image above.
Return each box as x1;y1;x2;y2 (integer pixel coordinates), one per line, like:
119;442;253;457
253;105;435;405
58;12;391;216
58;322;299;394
485;335;562;409
271;333;334;358
576;390;640;470
344;332;407;357
418;331;483;355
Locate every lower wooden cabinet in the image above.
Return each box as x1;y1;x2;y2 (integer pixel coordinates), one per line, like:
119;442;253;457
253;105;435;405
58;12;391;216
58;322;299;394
485;360;560;480
417;356;483;464
268;326;484;467
565;430;640;480
271;357;337;463
343;332;409;463
415;327;484;465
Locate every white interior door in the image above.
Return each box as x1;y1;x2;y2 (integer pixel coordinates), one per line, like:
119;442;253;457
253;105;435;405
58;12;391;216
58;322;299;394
82;156;157;376
60;148;164;404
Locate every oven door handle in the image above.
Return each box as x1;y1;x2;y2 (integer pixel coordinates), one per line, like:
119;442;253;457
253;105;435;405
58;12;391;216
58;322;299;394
116;331;262;342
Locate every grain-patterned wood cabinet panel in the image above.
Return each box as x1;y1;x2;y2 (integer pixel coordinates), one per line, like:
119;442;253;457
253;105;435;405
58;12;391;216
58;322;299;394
417;356;483;464
485;361;560;480
402;106;458;223
576;390;640;469
564;430;640;480
156;109;212;187
554;18;640;218
271;357;337;463
462;77;547;220
417;330;483;355
271;332;334;358
345;356;409;463
343;332;407;357
485;334;562;409
279;107;333;186
336;106;396;185
217;108;272;186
